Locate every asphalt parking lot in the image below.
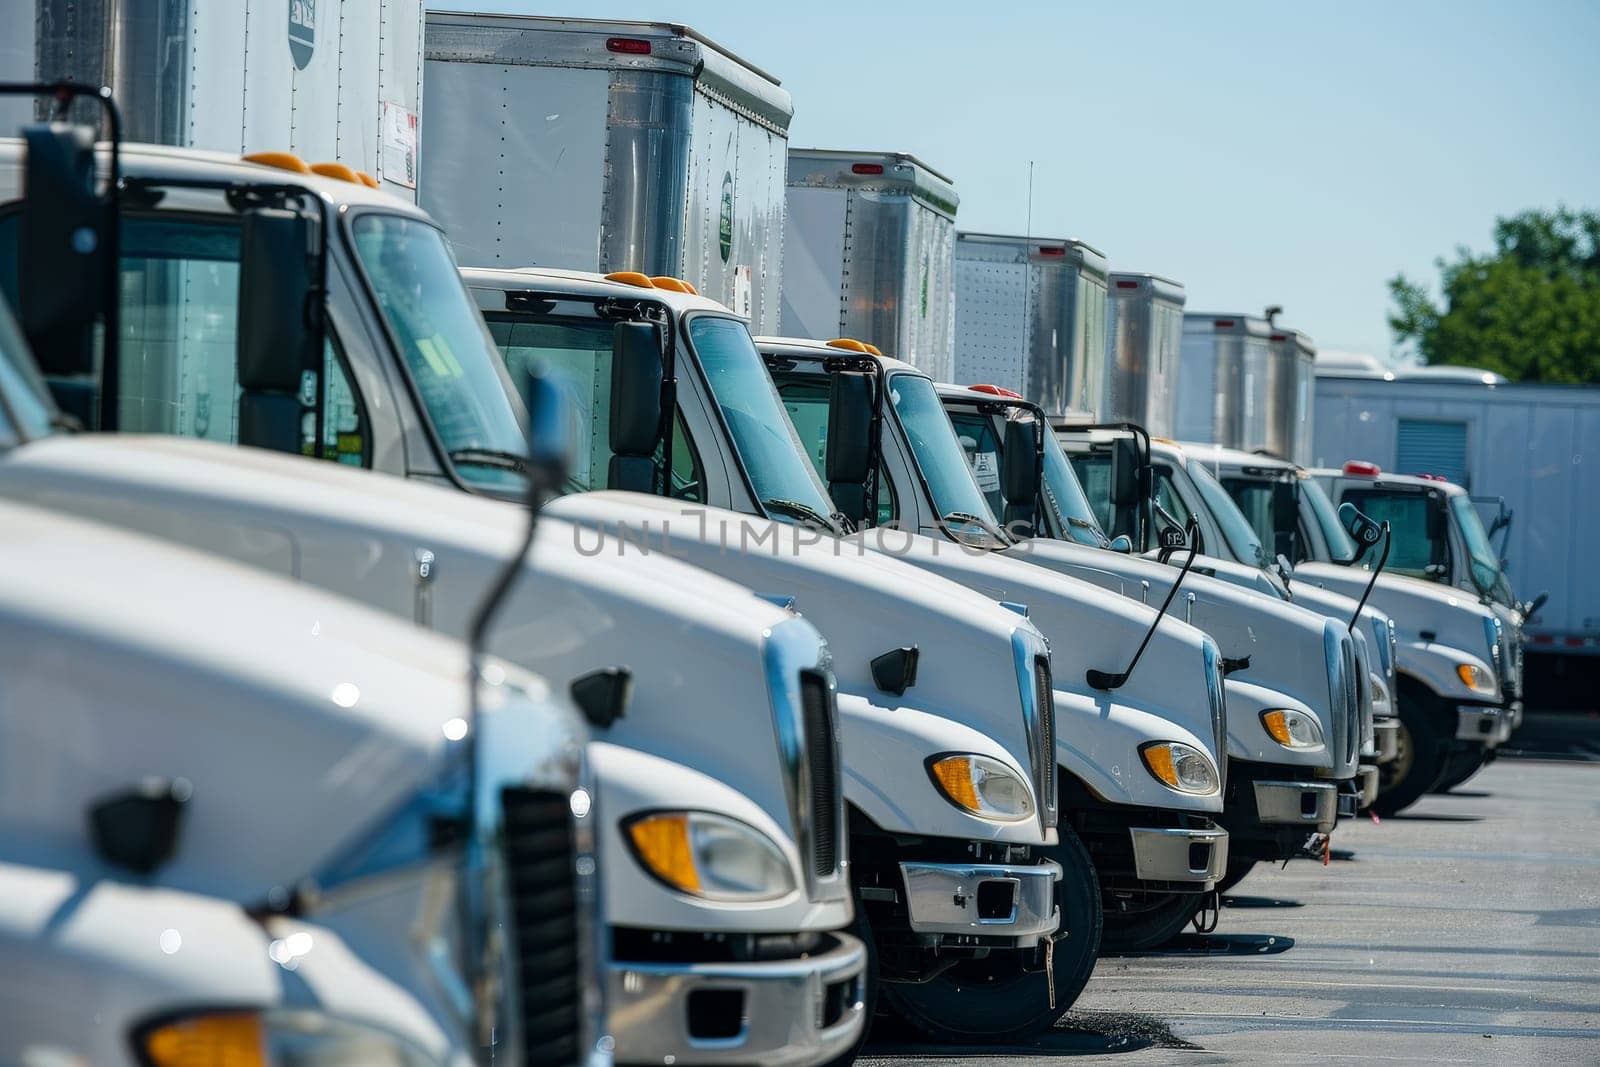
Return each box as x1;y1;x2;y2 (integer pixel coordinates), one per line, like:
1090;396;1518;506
863;750;1600;1064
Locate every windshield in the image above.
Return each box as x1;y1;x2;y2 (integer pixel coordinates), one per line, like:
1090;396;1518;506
0;297;55;442
688;316;836;525
1041;428;1110;547
349;214;528;493
1451;493;1510;603
889;372;1002;536
1185;459;1268;567
1302;478;1359;563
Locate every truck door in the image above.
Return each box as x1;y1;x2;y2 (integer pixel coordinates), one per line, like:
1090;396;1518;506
1339;486;1451;581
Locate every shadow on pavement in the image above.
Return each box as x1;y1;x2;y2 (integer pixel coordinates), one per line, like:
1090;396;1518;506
1103;931;1295;958
864;1009;1201;1058
1223;894;1304;909
1386;812;1485;823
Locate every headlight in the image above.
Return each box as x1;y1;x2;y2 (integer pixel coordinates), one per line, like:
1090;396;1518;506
626;811;796;901
1457;662;1496;694
138;1010;434;1066
1260;708;1325;749
927;754;1036;822
1138;741;1220;795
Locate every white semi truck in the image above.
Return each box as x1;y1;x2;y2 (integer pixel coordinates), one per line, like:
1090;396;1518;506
781;149;959;382
461;266;1075;1047
0;488;602;1063
421;12;790;332
953;231;1110;421
0;125;867;1065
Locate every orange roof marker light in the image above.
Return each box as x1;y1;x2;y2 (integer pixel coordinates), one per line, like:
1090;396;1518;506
825;338;871;353
355;171;380;189
862;343;884;357
241;151;310;174
649;276;698;295
968;384;1023;399
310;161;360;184
604;271;655;289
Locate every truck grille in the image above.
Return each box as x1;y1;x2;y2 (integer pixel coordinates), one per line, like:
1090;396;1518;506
501;787;581;1062
799;670;841;880
1033;656;1059;829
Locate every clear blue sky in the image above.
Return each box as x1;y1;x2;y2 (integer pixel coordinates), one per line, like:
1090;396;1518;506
469;1;1600;359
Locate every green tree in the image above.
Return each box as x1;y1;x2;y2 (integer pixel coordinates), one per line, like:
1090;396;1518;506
1388;208;1600;383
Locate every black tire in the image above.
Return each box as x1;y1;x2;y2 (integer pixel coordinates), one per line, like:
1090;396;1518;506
1215;857;1258;896
1432;745;1488;793
1100;891;1204;952
881;824;1101;1043
817;908;878;1067
1373;693;1447;817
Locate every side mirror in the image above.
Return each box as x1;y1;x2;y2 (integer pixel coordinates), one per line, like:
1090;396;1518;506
1425;494;1448;542
1158;524;1188;551
19;123;109;377
825;370;874;485
1109;434;1141;508
1001;418;1041;506
1523;591;1548;619
523;371;573;503
608;322;664;492
1273;480;1297;527
1338;502;1383;547
1108;534;1133;553
237;206;323;454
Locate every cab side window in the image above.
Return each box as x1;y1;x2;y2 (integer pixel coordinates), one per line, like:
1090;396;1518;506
1153;468;1192;526
777;377;895;525
1342;489;1447;578
948;413;1006;518
488;316;704;501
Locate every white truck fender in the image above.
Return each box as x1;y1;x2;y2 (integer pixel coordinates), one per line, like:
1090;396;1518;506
1052;689;1224;813
1223;680;1333;767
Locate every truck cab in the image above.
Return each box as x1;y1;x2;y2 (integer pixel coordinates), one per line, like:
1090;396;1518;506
0;136;866;1067
0;493;599;1065
462;266;1076;1046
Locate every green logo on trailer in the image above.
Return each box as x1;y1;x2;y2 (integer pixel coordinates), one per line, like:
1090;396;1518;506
718;171;733;263
920;258;930;318
289;0;316;69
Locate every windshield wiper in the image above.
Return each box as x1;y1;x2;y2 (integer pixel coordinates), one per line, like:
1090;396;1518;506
942;511;1007;543
448;448;528;474
763;497;838;532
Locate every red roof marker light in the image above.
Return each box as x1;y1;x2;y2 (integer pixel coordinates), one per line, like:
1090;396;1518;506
1343;460;1381;476
606;37;652;55
1038;246;1065;257
968;384;1024;399
851;162;884;175
1116;280;1139;289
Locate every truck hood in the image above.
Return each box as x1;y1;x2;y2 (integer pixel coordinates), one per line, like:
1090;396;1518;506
878;535;1227;778
1015;538;1360;776
0;435;814;846
1295;561;1503;702
543;492;1049;822
0;497;578;908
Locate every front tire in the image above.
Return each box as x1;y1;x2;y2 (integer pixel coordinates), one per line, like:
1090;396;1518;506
1100;891;1204;952
881;824;1101;1043
1432;745;1488;793
1373;692;1446;816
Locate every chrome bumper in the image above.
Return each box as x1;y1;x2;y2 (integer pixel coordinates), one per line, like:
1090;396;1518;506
1128;825;1229;886
1374;718;1400;763
1456;705;1513;746
899;859;1062;945
1252;780;1338;833
1356;764;1380;810
1509;699;1524;731
607;931;865;1066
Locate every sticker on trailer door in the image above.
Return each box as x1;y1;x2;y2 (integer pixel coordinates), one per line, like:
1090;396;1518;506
733;265;752;318
971;451;1001;493
289;1;316;70
382;102;418;189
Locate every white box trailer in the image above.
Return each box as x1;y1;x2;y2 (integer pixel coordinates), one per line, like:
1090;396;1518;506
1103;271;1185;436
781;148;958;380
420;12;792;332
1314;369;1600;693
953;232;1109;418
15;0;423;198
1268;327;1317;464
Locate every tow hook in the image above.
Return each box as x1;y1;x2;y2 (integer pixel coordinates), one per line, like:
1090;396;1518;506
1041;930;1068;1007
1190;889;1221;934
